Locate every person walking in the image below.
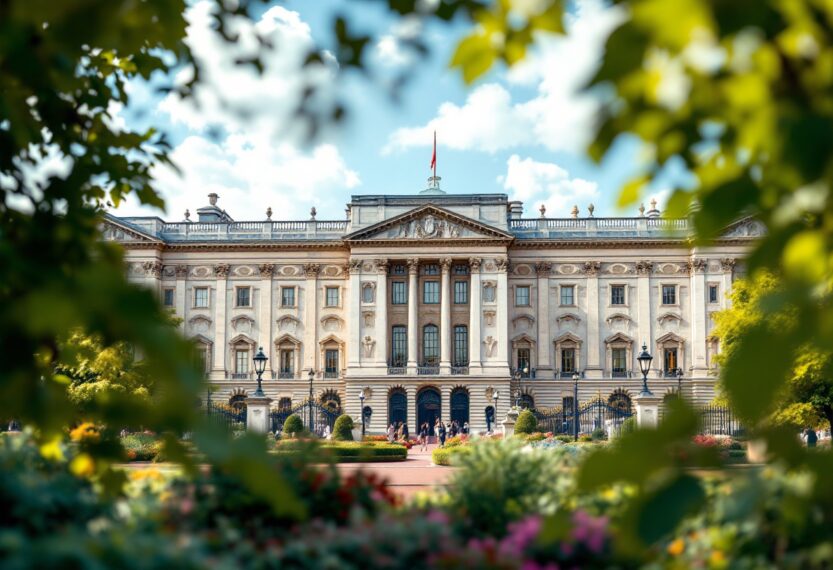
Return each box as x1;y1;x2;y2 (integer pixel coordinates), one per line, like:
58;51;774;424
438;421;447;447
387;423;395;443
402;422;409;441
463;421;469;436
419;422;429;451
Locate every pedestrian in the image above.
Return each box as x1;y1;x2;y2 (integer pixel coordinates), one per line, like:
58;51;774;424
323;423;331;440
402;422;409;441
387;423;395;443
434;419;441;445
463;421;469;435
438;421;447;447
420;422;429;451
396;422;404;441
806;427;818;448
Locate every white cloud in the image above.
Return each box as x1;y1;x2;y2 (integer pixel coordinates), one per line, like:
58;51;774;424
114;134;360;221
499;154;598;217
384;0;624;155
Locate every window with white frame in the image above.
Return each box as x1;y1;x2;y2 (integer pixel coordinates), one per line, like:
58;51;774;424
423;281;439;304
194;287;209;308
391;281;407;304
235;349;249;374
610;285;625;306
454;281;468;304
662;284;677;305
325;286;339;307
515;285;530;307
281;287;296;307
236;286;251;307
708;283;719;304
560;285;574;306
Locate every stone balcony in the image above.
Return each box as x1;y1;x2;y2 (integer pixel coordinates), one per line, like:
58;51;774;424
508;217;689;240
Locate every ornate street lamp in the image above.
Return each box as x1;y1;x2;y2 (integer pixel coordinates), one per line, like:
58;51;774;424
572;371;580;442
637;343;654;396
359;388;366;439
252;346;268;397
676;368;683;399
492;390;499;432
513;366;529;409
308;368;315;433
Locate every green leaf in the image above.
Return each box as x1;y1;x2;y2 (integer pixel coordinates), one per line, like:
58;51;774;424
632;474;705;545
618;175;648;208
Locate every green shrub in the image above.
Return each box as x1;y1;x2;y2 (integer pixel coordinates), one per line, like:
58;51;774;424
579;434;593;443
283;414;304;437
555;435;573;443
619;416;637;435
514;410;537;434
121;433;161;462
591;427;606;441
727;449;747;460
432;445;472;466
332;415;354;441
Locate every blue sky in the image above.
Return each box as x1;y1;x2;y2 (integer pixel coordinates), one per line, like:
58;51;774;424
114;0;679;222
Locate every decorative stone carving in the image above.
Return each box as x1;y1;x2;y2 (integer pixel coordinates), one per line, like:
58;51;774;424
605;263;633;275
175;264;189;278
556;264;579;275
348;259;363;274
534;262;552;276
277;315;300;333
188;315;212;334
656;263;683;275
723;219;765;238
361;281;376;303
512;315;535;330
657;312;683;326
396;214;460;239
514;263;533;276
720;258;736;272
231;315;254;333
440;257;453;272
556;313;581;326
258;263;275;278
362;336;376;358
582;261;601;276
192;266;212;278
279;265;299;276
234;265;255;277
321;315;344;331
374;258;389;273
142;261;162;278
635;260;653;275
483;310;496;326
483;336;498;357
468;257;482;271
496;257;509;273
687;258;707;273
605;313;633;326
407;258;420;274
214;264;230;278
362;310;375;327
303;263;320;278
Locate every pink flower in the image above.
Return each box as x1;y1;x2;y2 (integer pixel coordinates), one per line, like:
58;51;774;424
426;510;450;525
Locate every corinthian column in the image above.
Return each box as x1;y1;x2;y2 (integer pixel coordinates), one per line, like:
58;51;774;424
583;261;601;377
303;263;320;373
406;258;419;374
212;263;230;375
468;258;482;375
440;257;452;374
375;259;389;367
535;262;552;372
258;263;274;375
347;259;362;368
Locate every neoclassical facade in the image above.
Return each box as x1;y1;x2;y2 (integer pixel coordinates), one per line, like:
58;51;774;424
105;182;760;432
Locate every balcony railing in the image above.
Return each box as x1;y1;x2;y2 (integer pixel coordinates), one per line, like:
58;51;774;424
230;372;251;380
611;369;632;378
417;365;439;375
323;370;339;379
277;371;294;379
156;219;348;241
450;366;469;375
508;216;690;240
387;366;407;375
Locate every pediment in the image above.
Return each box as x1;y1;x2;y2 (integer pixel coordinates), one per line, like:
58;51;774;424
657;312;683;325
344;204;514;243
605;332;634;344
100;214;162;244
719;216;765;239
553;331;582;345
656;332;685;345
605;312;633;326
556;312;582;325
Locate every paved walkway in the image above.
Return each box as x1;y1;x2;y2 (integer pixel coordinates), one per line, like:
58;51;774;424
334;444;457;499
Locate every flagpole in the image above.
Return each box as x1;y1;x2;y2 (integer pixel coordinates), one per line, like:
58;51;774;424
433;131;437;180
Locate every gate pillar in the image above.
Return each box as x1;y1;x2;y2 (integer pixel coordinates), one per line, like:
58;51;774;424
635;393;662;428
246;396;273;434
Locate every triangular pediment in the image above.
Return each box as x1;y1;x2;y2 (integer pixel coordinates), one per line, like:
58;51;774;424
719;216;765;239
100;214;162;244
344;204;514;243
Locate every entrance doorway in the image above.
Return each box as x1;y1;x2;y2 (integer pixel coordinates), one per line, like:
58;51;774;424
388;389;407;428
450;388;469;427
417;387;441;435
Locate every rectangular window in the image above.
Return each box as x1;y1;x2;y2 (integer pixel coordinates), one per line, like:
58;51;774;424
561;348;575;373
163;288;175;307
453;265;469;275
611;285;625;306
196;347;209;373
422;325;439;365
611;348;627;377
422;264;439;275
454;281;468;304
325;286;339;307
664;348;678;375
560;285;574;306
392;264;406;275
325;349;339;374
362;284;374;303
515;285;530;306
453;325;468;366
281;287;295;307
423;281;439;304
235;349;249;374
517;348;531;376
708;284;719;303
391;326;407;366
391;281;406;304
194;287;209;308
279;349;293;377
236;287;251;307
662;285;676;305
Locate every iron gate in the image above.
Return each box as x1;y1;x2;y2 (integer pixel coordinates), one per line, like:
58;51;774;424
270;399;341;436
205;402;247;431
534;398;633;436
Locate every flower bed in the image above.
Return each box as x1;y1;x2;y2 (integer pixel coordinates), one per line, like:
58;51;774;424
432;445;472;466
274;440;407;462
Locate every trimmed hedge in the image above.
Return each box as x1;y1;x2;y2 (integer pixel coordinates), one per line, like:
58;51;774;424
432;445;472;466
121;434;162;462
333;415;355;441
273;441;407;462
514;410;538;435
283;414;304;437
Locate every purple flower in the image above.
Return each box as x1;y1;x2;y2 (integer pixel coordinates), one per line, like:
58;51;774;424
499;516;542;557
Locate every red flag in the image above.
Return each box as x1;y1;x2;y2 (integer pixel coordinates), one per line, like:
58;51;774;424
430;130;436;175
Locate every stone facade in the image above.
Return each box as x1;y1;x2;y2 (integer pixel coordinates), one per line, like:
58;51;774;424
105;185;759;433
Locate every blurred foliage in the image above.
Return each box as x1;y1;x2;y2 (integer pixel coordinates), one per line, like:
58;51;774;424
514;409;538;434
713;273;833;431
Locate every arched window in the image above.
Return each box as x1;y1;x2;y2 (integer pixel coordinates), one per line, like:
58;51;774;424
422;324;439;366
451;388;469;425
608;389;632;414
388;389;407;426
519;393;535;410
277;397;292;411
229;393;247;410
319;390;342;414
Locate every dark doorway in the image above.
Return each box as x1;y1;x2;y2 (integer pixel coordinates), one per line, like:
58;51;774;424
417;387;441;435
485;406;495;432
388;389;407;428
450;388;469;426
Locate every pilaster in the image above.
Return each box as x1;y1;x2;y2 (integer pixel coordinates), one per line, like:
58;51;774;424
406;258;419;373
212;263;230;373
468;257;483;374
583;261;601;375
258;263;274;374
375;259;389;367
174;264;188;331
535;262;552;371
636;260;653;376
303;263;320;372
689;257;708;374
439;257;452;374
496;257;510;369
347;259;362;367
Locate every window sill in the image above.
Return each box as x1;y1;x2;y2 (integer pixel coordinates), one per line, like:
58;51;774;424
192;305;210;310
559;304;577;308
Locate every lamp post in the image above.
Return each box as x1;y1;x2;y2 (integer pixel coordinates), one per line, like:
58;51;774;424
513;366;529;409
492;390;499;432
572;371;580;442
359;388;366;439
676;368;683;399
637;343;654;396
252;346;268;397
308;368;315;433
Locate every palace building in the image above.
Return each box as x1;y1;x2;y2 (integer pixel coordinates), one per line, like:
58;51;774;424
104;178;762;433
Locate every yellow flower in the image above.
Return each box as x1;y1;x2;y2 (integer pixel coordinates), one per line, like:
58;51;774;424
709;550;727;569
70;422;100;443
39;436;65;461
70;453;96;477
667;538;685;556
129;468;163;482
